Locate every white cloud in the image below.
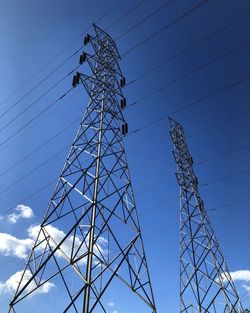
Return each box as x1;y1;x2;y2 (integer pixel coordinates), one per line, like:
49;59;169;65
0;224;108;301
0;233;33;259
0;224;108;266
0;221;109;304
220;270;250;295
107;301;115;307
7;204;34;224
242;284;250;294
107;300;119;313
0;270;54;297
28;224;108;265
221;270;250;283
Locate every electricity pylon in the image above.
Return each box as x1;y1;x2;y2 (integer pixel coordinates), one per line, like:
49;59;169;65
169;118;243;313
9;24;156;313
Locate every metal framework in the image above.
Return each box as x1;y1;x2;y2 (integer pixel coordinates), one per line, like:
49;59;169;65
9;25;156;313
169;118;243;313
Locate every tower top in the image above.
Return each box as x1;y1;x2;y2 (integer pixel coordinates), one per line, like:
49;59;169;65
93;23;121;59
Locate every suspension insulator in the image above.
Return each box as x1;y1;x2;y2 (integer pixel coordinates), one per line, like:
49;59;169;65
120;77;126;88
120;97;127;109
76;72;81;84
79;52;87;65
72;75;77;88
84;34;90;45
72;73;81;87
122;123;128;135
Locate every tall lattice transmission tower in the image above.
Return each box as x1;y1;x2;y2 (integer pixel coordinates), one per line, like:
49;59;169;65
169;118;243;313
9;24;156;313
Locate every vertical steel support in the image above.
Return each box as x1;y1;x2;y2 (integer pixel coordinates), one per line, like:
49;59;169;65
8;24;156;313
83;94;104;313
169;117;244;313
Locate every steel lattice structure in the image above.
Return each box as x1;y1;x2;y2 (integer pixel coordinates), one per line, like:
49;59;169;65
9;25;156;313
169;118;243;313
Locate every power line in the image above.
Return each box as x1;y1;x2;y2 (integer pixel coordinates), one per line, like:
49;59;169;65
169;76;250;116
0;194;248;254
195;143;250;166
0;145;70;194
201;168;250;187
2;138;249;215
0;117;81;177
0;4;247;302
1;2;248;143
136;176;174;197
2;117;249;203
1;71;249;203
1;174;171;216
0;0;154;136
126;11;250;84
0;0;147;139
1;3;247;145
0;87;75;148
0;4;248;212
3;36;248;141
0;197;176;275
0;166;248;291
1;171;248;242
0;0;146;120
143;222;178;240
128;42;250;108
105;0;147;31
1;79;248;185
115;0;175;40
0;88;81;155
0;1;123;110
127;75;250;136
142;195;250;239
209;198;250;211
1;84;249;199
0;66;79;131
0;146;170;197
0;197;177;272
84;0;124;34
0;1;147;125
0;16;248;158
0;51;81;117
122;0;210;57
0;0;207;124
1;179;57;216
187;108;250;140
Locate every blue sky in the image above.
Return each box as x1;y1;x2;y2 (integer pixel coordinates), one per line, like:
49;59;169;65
0;0;249;312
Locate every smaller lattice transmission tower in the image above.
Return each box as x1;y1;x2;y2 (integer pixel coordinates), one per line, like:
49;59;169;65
8;24;156;313
169;118;244;313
